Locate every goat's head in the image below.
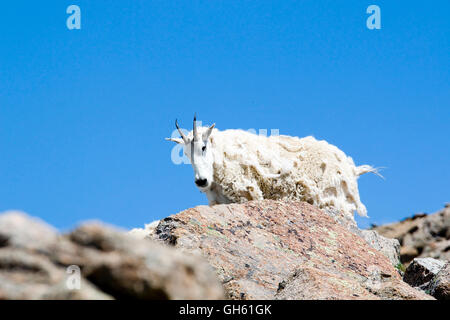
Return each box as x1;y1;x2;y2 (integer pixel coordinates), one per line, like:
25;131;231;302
166;115;215;191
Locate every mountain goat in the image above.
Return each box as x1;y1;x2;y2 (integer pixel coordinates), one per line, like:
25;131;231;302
166;116;380;219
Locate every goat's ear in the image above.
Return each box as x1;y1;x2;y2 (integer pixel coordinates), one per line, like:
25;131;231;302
165;137;184;144
202;123;215;141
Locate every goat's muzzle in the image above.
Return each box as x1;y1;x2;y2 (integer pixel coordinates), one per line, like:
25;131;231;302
195;178;208;188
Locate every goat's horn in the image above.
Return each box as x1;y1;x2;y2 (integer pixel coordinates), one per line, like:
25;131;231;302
193;113;199;141
175;119;188;144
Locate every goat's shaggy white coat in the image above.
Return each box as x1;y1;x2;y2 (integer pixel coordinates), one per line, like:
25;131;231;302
183;127;377;219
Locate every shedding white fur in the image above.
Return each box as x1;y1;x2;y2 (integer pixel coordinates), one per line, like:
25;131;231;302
167;119;379;221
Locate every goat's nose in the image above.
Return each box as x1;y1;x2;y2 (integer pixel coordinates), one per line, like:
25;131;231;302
195;178;208;187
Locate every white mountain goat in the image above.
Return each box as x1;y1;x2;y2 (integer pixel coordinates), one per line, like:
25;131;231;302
166;116;380;219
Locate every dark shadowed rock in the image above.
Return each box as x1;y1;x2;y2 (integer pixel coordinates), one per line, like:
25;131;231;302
403;258;446;290
151;200;432;300
402;257;450;300
0;211;224;300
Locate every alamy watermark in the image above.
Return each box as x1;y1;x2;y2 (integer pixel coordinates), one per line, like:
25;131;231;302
168;120;280;165
66;5;381;32
66;265;81;290
65;5;381;31
66;5;81;30
366;5;381;30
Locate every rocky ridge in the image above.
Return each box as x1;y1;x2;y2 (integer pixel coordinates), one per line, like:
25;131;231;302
372;204;450;265
1;200;445;300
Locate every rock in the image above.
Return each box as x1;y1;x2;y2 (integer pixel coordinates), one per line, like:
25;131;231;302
373;206;450;265
360;230;401;267
65;223;225;299
0;211;59;252
325;208;401;267
151;200;432;300
400;257;450;300
0;248;111;300
420;239;450;261
0;211;224;300
363;275;434;300
400;246;420;264
429;262;450;300
403;258;446;289
275;266;378;300
323;208;360;234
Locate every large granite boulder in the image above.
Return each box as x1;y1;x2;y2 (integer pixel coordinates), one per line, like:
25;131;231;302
145;200;432;300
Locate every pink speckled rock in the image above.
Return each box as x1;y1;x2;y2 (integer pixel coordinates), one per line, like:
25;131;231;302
152;200;433;300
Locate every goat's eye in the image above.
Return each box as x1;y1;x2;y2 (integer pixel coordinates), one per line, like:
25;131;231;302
202;146;206;152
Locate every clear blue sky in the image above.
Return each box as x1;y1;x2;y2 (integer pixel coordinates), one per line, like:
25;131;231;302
1;1;449;230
